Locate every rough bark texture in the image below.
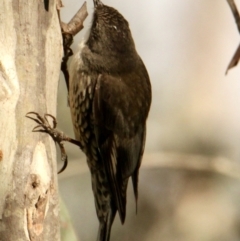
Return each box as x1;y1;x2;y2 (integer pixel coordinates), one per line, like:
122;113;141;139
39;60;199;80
0;0;62;240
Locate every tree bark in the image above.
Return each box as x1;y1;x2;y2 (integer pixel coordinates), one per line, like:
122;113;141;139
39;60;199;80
0;0;62;240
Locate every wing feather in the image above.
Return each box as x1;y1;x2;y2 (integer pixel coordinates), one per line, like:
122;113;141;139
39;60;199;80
93;73;147;222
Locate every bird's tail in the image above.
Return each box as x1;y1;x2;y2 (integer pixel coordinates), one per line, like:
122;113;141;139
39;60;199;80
97;206;117;241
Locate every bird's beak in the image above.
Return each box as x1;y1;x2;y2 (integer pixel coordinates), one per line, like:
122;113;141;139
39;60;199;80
93;0;103;7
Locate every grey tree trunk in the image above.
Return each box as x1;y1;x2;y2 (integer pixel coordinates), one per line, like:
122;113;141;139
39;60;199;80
0;1;62;240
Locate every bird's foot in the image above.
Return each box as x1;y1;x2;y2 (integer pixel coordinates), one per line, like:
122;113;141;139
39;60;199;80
26;112;81;173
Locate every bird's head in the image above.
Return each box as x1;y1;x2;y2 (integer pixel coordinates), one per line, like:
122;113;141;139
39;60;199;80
86;0;136;56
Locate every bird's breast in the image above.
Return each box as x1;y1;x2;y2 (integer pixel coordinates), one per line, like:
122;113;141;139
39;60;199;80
69;49;97;155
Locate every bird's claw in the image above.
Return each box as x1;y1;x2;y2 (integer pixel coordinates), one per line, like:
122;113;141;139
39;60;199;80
26;111;68;174
26;111;57;133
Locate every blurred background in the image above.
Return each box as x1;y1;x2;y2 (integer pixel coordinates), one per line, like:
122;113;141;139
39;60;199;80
57;0;240;240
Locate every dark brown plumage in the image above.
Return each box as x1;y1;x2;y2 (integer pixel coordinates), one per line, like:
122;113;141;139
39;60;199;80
69;1;151;240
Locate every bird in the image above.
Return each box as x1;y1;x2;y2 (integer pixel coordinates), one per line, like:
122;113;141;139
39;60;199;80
68;0;152;240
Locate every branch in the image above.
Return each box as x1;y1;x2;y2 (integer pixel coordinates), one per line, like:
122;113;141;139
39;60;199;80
227;0;240;33
226;0;240;73
61;1;88;36
59;2;88;92
143;152;240;180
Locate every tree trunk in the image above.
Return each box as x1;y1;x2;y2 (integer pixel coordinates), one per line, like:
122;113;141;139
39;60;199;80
0;0;62;240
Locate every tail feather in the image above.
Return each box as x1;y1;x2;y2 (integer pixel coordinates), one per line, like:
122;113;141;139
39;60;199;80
97;205;117;241
131;170;139;214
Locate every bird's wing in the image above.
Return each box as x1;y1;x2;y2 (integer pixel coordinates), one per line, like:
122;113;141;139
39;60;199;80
93;73;147;223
